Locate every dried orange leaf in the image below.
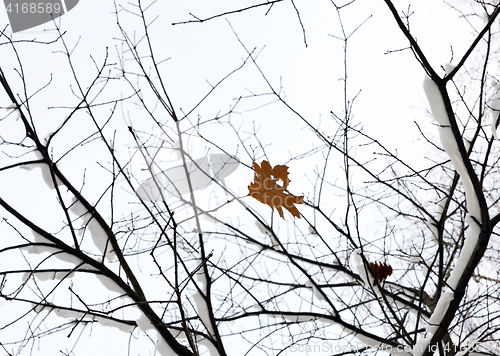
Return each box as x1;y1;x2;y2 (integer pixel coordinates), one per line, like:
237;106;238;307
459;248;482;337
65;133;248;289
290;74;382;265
247;160;304;219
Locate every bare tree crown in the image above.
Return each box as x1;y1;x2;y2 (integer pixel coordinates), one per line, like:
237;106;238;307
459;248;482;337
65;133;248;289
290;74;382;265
1;1;500;355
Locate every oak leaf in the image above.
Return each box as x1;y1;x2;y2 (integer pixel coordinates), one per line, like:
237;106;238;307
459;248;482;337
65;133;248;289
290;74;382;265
247;160;304;219
369;261;393;282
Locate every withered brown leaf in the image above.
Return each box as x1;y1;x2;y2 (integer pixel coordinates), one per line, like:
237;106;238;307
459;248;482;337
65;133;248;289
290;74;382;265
369;261;393;282
247;160;304;220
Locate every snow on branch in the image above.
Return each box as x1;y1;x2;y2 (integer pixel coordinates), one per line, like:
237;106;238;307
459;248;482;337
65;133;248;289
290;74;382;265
419;75;484;355
55;307;136;333
422;76;480;220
